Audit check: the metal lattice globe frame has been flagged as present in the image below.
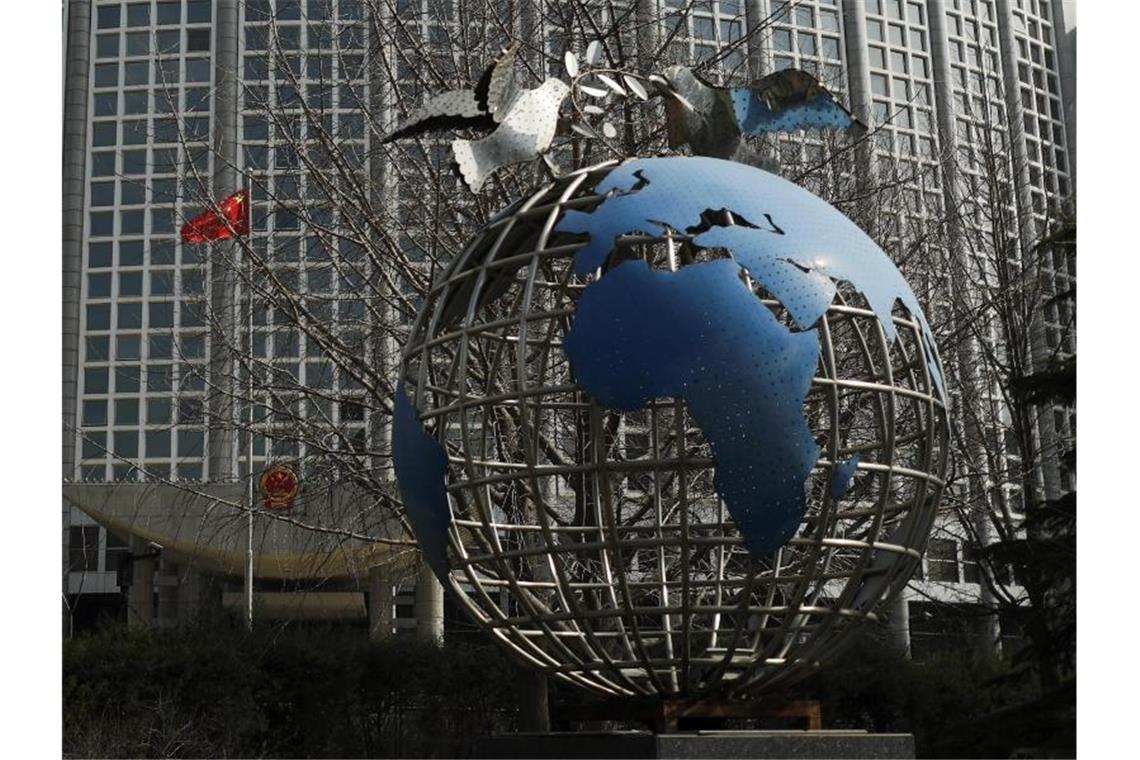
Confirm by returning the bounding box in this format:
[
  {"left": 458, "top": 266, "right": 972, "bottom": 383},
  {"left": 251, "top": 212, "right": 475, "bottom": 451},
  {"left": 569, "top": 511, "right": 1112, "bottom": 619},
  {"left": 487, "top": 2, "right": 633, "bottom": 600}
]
[{"left": 399, "top": 161, "right": 949, "bottom": 698}]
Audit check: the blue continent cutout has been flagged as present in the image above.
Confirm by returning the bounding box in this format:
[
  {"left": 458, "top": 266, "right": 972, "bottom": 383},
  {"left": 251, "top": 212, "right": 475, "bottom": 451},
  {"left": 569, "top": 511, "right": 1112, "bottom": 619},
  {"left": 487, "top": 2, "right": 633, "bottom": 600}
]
[
  {"left": 731, "top": 88, "right": 856, "bottom": 133},
  {"left": 392, "top": 381, "right": 452, "bottom": 580},
  {"left": 555, "top": 156, "right": 945, "bottom": 402},
  {"left": 563, "top": 259, "right": 821, "bottom": 558}
]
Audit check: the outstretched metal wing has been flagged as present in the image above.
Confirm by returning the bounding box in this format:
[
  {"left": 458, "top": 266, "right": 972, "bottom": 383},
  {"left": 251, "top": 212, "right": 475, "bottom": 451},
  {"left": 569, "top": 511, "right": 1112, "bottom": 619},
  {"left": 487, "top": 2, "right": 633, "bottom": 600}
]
[
  {"left": 380, "top": 44, "right": 520, "bottom": 143},
  {"left": 380, "top": 90, "right": 493, "bottom": 144},
  {"left": 474, "top": 42, "right": 522, "bottom": 120}
]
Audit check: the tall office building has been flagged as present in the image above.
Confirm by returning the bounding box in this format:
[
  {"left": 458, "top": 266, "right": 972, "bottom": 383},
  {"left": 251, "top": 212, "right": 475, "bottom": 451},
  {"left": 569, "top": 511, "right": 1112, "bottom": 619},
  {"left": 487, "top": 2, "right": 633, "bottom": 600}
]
[{"left": 63, "top": 0, "right": 1075, "bottom": 651}]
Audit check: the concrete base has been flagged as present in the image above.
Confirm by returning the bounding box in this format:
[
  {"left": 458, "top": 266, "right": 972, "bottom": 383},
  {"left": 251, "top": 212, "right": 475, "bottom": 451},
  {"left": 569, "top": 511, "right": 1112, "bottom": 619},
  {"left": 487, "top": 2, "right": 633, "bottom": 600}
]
[{"left": 475, "top": 731, "right": 915, "bottom": 759}]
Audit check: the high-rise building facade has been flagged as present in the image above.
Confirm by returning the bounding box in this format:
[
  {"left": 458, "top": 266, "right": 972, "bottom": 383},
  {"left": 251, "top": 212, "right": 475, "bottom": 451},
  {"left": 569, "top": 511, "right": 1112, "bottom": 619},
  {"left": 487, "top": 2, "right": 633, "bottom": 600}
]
[{"left": 63, "top": 0, "right": 1075, "bottom": 650}]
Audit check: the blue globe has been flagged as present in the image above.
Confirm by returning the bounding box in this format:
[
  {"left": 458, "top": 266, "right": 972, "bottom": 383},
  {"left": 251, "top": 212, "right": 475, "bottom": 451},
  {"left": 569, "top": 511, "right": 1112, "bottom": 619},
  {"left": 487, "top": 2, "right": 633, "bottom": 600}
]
[{"left": 394, "top": 157, "right": 949, "bottom": 698}]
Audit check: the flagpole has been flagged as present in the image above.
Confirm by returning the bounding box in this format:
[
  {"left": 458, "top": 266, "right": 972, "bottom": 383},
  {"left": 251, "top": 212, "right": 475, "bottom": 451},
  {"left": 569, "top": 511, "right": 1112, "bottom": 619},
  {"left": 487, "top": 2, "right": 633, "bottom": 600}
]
[{"left": 244, "top": 173, "right": 255, "bottom": 632}]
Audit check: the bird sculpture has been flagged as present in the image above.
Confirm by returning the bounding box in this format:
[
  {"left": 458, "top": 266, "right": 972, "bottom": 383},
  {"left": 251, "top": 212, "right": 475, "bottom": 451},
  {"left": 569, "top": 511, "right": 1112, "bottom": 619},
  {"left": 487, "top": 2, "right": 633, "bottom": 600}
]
[
  {"left": 382, "top": 44, "right": 570, "bottom": 191},
  {"left": 661, "top": 66, "right": 866, "bottom": 166}
]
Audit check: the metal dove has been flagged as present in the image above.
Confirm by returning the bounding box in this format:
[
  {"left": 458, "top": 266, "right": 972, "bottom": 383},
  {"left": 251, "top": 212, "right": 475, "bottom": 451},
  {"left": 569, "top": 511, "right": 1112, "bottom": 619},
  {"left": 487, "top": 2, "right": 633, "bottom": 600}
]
[
  {"left": 662, "top": 66, "right": 866, "bottom": 165},
  {"left": 382, "top": 44, "right": 569, "bottom": 191}
]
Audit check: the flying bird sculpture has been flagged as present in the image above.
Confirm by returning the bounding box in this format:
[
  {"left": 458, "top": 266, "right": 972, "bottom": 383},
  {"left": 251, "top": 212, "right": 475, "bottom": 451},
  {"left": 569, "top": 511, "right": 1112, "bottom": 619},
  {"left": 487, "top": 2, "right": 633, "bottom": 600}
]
[
  {"left": 661, "top": 66, "right": 866, "bottom": 165},
  {"left": 382, "top": 44, "right": 569, "bottom": 191}
]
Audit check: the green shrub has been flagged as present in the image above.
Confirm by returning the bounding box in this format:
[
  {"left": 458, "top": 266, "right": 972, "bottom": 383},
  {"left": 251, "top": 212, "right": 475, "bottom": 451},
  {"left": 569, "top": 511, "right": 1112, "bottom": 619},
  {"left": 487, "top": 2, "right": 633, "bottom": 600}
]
[{"left": 63, "top": 619, "right": 520, "bottom": 758}]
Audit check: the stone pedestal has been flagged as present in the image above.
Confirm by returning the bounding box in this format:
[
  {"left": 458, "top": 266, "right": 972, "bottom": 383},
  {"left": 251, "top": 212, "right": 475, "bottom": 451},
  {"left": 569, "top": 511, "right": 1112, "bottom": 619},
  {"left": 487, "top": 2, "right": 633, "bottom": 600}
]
[{"left": 475, "top": 731, "right": 915, "bottom": 759}]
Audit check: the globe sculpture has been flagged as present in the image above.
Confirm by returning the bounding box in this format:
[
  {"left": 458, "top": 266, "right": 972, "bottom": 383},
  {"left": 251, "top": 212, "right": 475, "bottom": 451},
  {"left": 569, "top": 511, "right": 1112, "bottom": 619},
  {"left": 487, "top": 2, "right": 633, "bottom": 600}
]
[{"left": 393, "top": 156, "right": 949, "bottom": 698}]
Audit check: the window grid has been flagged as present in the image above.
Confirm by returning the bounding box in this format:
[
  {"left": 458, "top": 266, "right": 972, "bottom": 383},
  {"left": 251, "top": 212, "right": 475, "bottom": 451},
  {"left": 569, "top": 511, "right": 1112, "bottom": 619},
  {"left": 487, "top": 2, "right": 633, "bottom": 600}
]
[
  {"left": 82, "top": 0, "right": 215, "bottom": 482},
  {"left": 240, "top": 0, "right": 372, "bottom": 472}
]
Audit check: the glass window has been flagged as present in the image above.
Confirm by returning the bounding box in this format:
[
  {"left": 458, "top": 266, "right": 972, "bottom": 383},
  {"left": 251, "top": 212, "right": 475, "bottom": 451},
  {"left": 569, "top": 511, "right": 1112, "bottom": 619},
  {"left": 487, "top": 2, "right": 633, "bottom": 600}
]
[
  {"left": 157, "top": 29, "right": 181, "bottom": 53},
  {"left": 126, "top": 3, "right": 150, "bottom": 26},
  {"left": 146, "top": 430, "right": 172, "bottom": 458},
  {"left": 96, "top": 33, "right": 120, "bottom": 58},
  {"left": 178, "top": 397, "right": 204, "bottom": 423},
  {"left": 150, "top": 178, "right": 177, "bottom": 203},
  {"left": 962, "top": 543, "right": 981, "bottom": 583},
  {"left": 86, "top": 336, "right": 111, "bottom": 361},
  {"left": 177, "top": 462, "right": 203, "bottom": 480},
  {"left": 156, "top": 1, "right": 181, "bottom": 25},
  {"left": 869, "top": 45, "right": 887, "bottom": 69},
  {"left": 151, "top": 208, "right": 174, "bottom": 234},
  {"left": 122, "top": 149, "right": 148, "bottom": 175},
  {"left": 117, "top": 366, "right": 141, "bottom": 393},
  {"left": 121, "top": 182, "right": 146, "bottom": 205},
  {"left": 85, "top": 303, "right": 111, "bottom": 330},
  {"left": 94, "top": 93, "right": 117, "bottom": 117},
  {"left": 149, "top": 333, "right": 173, "bottom": 359},
  {"left": 94, "top": 63, "right": 118, "bottom": 88},
  {"left": 180, "top": 334, "right": 205, "bottom": 358},
  {"left": 124, "top": 61, "right": 149, "bottom": 85},
  {"left": 92, "top": 123, "right": 117, "bottom": 148},
  {"left": 89, "top": 241, "right": 114, "bottom": 268},
  {"left": 124, "top": 90, "right": 149, "bottom": 114},
  {"left": 798, "top": 32, "right": 816, "bottom": 55},
  {"left": 340, "top": 399, "right": 365, "bottom": 421},
  {"left": 150, "top": 302, "right": 175, "bottom": 328},
  {"left": 87, "top": 272, "right": 112, "bottom": 298},
  {"left": 106, "top": 531, "right": 130, "bottom": 569},
  {"left": 121, "top": 210, "right": 145, "bottom": 235},
  {"left": 146, "top": 364, "right": 171, "bottom": 392},
  {"left": 115, "top": 304, "right": 142, "bottom": 331},
  {"left": 90, "top": 182, "right": 115, "bottom": 207},
  {"left": 69, "top": 526, "right": 100, "bottom": 572},
  {"left": 92, "top": 152, "right": 116, "bottom": 177},
  {"left": 339, "top": 26, "right": 362, "bottom": 49},
  {"left": 119, "top": 271, "right": 144, "bottom": 296},
  {"left": 187, "top": 0, "right": 211, "bottom": 22},
  {"left": 85, "top": 367, "right": 110, "bottom": 394},
  {"left": 83, "top": 399, "right": 107, "bottom": 426},
  {"left": 122, "top": 119, "right": 148, "bottom": 144},
  {"left": 117, "top": 333, "right": 141, "bottom": 360},
  {"left": 114, "top": 431, "right": 139, "bottom": 459},
  {"left": 121, "top": 240, "right": 145, "bottom": 266},
  {"left": 82, "top": 432, "right": 107, "bottom": 459},
  {"left": 821, "top": 36, "right": 841, "bottom": 60},
  {"left": 182, "top": 269, "right": 204, "bottom": 294},
  {"left": 187, "top": 28, "right": 211, "bottom": 51},
  {"left": 97, "top": 5, "right": 121, "bottom": 29},
  {"left": 147, "top": 398, "right": 171, "bottom": 424},
  {"left": 150, "top": 270, "right": 175, "bottom": 295},
  {"left": 150, "top": 238, "right": 176, "bottom": 265},
  {"left": 126, "top": 31, "right": 150, "bottom": 55},
  {"left": 115, "top": 398, "right": 139, "bottom": 425},
  {"left": 926, "top": 538, "right": 959, "bottom": 582},
  {"left": 186, "top": 87, "right": 211, "bottom": 111},
  {"left": 178, "top": 430, "right": 204, "bottom": 456},
  {"left": 89, "top": 211, "right": 114, "bottom": 237}
]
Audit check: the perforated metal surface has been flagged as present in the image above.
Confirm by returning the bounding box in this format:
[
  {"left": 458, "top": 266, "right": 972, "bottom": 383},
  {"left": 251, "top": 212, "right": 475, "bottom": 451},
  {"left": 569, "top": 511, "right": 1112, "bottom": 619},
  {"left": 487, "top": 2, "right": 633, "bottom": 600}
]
[{"left": 396, "top": 159, "right": 949, "bottom": 698}]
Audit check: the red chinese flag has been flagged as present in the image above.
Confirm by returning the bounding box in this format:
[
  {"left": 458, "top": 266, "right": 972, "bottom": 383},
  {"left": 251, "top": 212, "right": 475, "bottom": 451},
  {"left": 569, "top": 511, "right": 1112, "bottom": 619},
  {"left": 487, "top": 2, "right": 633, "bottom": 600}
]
[{"left": 180, "top": 190, "right": 250, "bottom": 243}]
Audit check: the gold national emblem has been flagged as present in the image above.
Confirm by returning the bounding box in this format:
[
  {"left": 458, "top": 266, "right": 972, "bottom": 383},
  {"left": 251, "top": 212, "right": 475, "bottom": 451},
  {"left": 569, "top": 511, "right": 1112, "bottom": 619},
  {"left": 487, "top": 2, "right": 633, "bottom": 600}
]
[{"left": 259, "top": 464, "right": 299, "bottom": 511}]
